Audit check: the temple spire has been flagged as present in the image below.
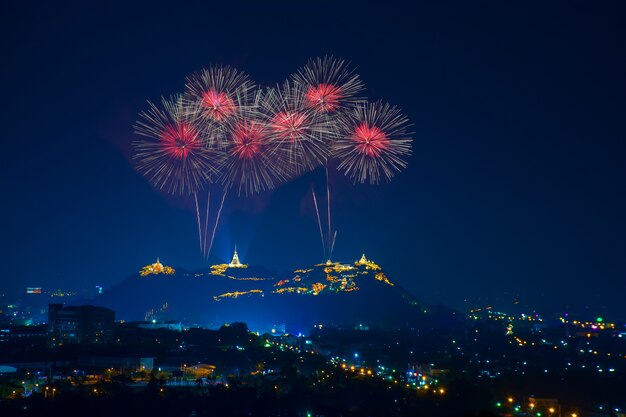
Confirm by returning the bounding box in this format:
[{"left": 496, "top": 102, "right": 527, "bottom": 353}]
[{"left": 228, "top": 246, "right": 242, "bottom": 268}]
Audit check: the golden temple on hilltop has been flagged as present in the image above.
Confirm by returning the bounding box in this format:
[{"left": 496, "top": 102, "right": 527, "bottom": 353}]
[
  {"left": 355, "top": 254, "right": 382, "bottom": 270},
  {"left": 140, "top": 258, "right": 175, "bottom": 276}
]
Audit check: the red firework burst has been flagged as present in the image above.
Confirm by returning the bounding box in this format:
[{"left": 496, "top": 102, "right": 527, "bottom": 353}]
[
  {"left": 334, "top": 101, "right": 412, "bottom": 184},
  {"left": 133, "top": 96, "right": 218, "bottom": 195},
  {"left": 230, "top": 120, "right": 266, "bottom": 160},
  {"left": 270, "top": 111, "right": 309, "bottom": 141},
  {"left": 184, "top": 66, "right": 255, "bottom": 147},
  {"left": 261, "top": 82, "right": 332, "bottom": 174},
  {"left": 351, "top": 122, "right": 390, "bottom": 158},
  {"left": 215, "top": 89, "right": 289, "bottom": 196},
  {"left": 291, "top": 56, "right": 364, "bottom": 115},
  {"left": 304, "top": 83, "right": 343, "bottom": 113},
  {"left": 201, "top": 88, "right": 238, "bottom": 122},
  {"left": 160, "top": 123, "right": 202, "bottom": 160}
]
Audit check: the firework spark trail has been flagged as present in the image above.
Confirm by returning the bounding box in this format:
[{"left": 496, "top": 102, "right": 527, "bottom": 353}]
[
  {"left": 207, "top": 190, "right": 228, "bottom": 257},
  {"left": 326, "top": 165, "right": 332, "bottom": 259},
  {"left": 194, "top": 193, "right": 203, "bottom": 252},
  {"left": 311, "top": 188, "right": 326, "bottom": 260},
  {"left": 291, "top": 56, "right": 365, "bottom": 260},
  {"left": 202, "top": 192, "right": 210, "bottom": 259},
  {"left": 330, "top": 230, "right": 338, "bottom": 260}
]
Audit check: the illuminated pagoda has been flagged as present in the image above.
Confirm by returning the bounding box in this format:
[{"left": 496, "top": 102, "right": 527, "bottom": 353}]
[
  {"left": 355, "top": 254, "right": 381, "bottom": 271},
  {"left": 228, "top": 247, "right": 246, "bottom": 268},
  {"left": 152, "top": 258, "right": 164, "bottom": 273},
  {"left": 140, "top": 258, "right": 175, "bottom": 276}
]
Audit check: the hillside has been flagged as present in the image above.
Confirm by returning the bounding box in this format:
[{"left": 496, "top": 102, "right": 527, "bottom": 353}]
[{"left": 97, "top": 253, "right": 432, "bottom": 332}]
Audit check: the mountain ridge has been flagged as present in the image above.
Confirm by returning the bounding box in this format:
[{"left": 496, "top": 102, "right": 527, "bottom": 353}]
[{"left": 95, "top": 254, "right": 434, "bottom": 333}]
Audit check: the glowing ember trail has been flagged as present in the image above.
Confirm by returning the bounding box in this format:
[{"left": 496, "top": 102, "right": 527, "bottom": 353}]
[
  {"left": 351, "top": 123, "right": 390, "bottom": 158},
  {"left": 159, "top": 123, "right": 201, "bottom": 160},
  {"left": 305, "top": 83, "right": 343, "bottom": 113}
]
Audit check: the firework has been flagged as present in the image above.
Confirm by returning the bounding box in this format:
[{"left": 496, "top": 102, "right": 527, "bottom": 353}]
[
  {"left": 184, "top": 65, "right": 255, "bottom": 147},
  {"left": 311, "top": 189, "right": 326, "bottom": 259},
  {"left": 334, "top": 101, "right": 412, "bottom": 184},
  {"left": 132, "top": 58, "right": 414, "bottom": 262},
  {"left": 133, "top": 96, "right": 219, "bottom": 195},
  {"left": 261, "top": 81, "right": 334, "bottom": 176},
  {"left": 215, "top": 90, "right": 289, "bottom": 196},
  {"left": 291, "top": 57, "right": 365, "bottom": 260},
  {"left": 291, "top": 56, "right": 364, "bottom": 115}
]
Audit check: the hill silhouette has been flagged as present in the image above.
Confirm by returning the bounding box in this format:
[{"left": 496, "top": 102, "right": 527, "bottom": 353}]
[{"left": 97, "top": 254, "right": 434, "bottom": 332}]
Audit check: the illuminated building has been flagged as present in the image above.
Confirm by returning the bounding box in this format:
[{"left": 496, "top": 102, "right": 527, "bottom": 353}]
[
  {"left": 270, "top": 253, "right": 393, "bottom": 296},
  {"left": 151, "top": 258, "right": 164, "bottom": 272},
  {"left": 354, "top": 254, "right": 381, "bottom": 270},
  {"left": 0, "top": 325, "right": 47, "bottom": 344},
  {"left": 527, "top": 397, "right": 560, "bottom": 416},
  {"left": 209, "top": 248, "right": 249, "bottom": 275},
  {"left": 78, "top": 356, "right": 154, "bottom": 372},
  {"left": 228, "top": 247, "right": 246, "bottom": 268},
  {"left": 26, "top": 287, "right": 42, "bottom": 294},
  {"left": 356, "top": 254, "right": 369, "bottom": 265},
  {"left": 140, "top": 258, "right": 175, "bottom": 276},
  {"left": 214, "top": 289, "right": 263, "bottom": 301},
  {"left": 185, "top": 363, "right": 216, "bottom": 378},
  {"left": 47, "top": 304, "right": 115, "bottom": 347}
]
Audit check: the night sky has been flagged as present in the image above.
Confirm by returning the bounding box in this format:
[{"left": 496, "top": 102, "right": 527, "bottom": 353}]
[{"left": 2, "top": 2, "right": 625, "bottom": 319}]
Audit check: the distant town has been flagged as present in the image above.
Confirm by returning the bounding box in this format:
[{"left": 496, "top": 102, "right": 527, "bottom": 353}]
[{"left": 1, "top": 257, "right": 624, "bottom": 416}]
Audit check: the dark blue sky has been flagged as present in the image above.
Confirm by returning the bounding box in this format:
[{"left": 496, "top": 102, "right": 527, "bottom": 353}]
[{"left": 2, "top": 2, "right": 625, "bottom": 319}]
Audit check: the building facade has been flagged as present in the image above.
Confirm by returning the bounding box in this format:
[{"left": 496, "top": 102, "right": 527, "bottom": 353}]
[{"left": 47, "top": 304, "right": 115, "bottom": 347}]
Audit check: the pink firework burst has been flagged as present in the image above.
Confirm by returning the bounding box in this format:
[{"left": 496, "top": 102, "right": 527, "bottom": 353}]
[
  {"left": 351, "top": 122, "right": 390, "bottom": 158},
  {"left": 270, "top": 111, "right": 309, "bottom": 141},
  {"left": 160, "top": 122, "right": 202, "bottom": 160},
  {"left": 133, "top": 96, "right": 219, "bottom": 195},
  {"left": 184, "top": 65, "right": 255, "bottom": 147},
  {"left": 291, "top": 56, "right": 364, "bottom": 115},
  {"left": 231, "top": 120, "right": 266, "bottom": 160},
  {"left": 334, "top": 101, "right": 412, "bottom": 184},
  {"left": 201, "top": 88, "right": 238, "bottom": 122},
  {"left": 217, "top": 90, "right": 288, "bottom": 196},
  {"left": 261, "top": 82, "right": 332, "bottom": 175},
  {"left": 304, "top": 83, "right": 343, "bottom": 113}
]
